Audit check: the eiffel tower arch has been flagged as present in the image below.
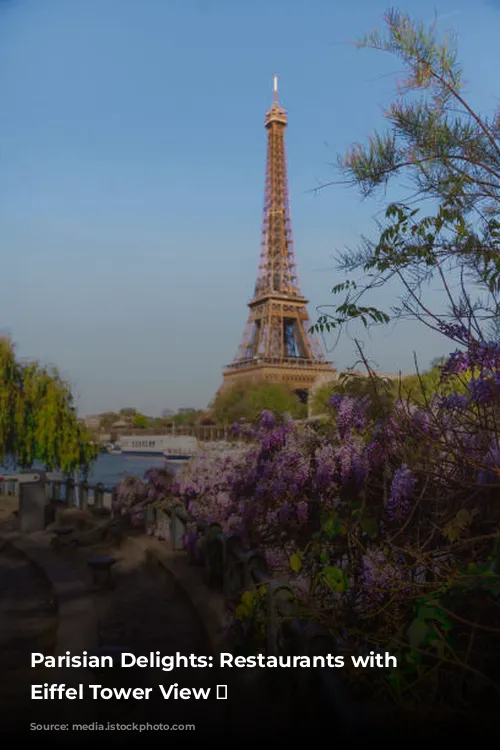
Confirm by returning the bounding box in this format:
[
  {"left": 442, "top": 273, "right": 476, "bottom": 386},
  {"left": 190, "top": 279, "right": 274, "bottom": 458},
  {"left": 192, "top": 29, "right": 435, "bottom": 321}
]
[{"left": 221, "top": 76, "right": 335, "bottom": 403}]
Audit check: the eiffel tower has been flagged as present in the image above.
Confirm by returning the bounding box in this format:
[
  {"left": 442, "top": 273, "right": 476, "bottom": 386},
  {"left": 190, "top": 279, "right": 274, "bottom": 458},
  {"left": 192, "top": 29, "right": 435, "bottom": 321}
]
[{"left": 222, "top": 75, "right": 335, "bottom": 402}]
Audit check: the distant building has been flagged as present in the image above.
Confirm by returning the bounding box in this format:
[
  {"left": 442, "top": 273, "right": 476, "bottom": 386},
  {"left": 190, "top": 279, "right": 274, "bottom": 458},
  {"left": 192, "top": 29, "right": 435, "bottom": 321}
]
[
  {"left": 161, "top": 408, "right": 175, "bottom": 417},
  {"left": 83, "top": 415, "right": 102, "bottom": 429},
  {"left": 177, "top": 408, "right": 197, "bottom": 415},
  {"left": 111, "top": 419, "right": 130, "bottom": 429}
]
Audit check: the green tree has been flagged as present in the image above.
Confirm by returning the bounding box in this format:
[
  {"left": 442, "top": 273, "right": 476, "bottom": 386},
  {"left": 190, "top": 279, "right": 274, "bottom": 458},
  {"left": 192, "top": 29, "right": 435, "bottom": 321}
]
[
  {"left": 171, "top": 411, "right": 203, "bottom": 426},
  {"left": 0, "top": 338, "right": 98, "bottom": 474},
  {"left": 399, "top": 360, "right": 472, "bottom": 405},
  {"left": 211, "top": 379, "right": 307, "bottom": 423},
  {"left": 132, "top": 413, "right": 149, "bottom": 429},
  {"left": 311, "top": 372, "right": 397, "bottom": 418},
  {"left": 98, "top": 412, "right": 119, "bottom": 431},
  {"left": 310, "top": 361, "right": 470, "bottom": 412},
  {"left": 119, "top": 407, "right": 137, "bottom": 417},
  {"left": 314, "top": 9, "right": 500, "bottom": 348}
]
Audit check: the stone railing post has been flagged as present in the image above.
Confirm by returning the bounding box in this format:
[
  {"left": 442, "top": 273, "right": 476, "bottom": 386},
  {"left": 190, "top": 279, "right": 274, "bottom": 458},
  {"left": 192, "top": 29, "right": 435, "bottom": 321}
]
[
  {"left": 18, "top": 471, "right": 49, "bottom": 533},
  {"left": 170, "top": 505, "right": 187, "bottom": 550},
  {"left": 65, "top": 477, "right": 75, "bottom": 507},
  {"left": 94, "top": 483, "right": 104, "bottom": 510},
  {"left": 204, "top": 523, "right": 225, "bottom": 589},
  {"left": 53, "top": 480, "right": 61, "bottom": 503},
  {"left": 80, "top": 481, "right": 89, "bottom": 511},
  {"left": 110, "top": 487, "right": 118, "bottom": 517},
  {"left": 145, "top": 505, "right": 156, "bottom": 532}
]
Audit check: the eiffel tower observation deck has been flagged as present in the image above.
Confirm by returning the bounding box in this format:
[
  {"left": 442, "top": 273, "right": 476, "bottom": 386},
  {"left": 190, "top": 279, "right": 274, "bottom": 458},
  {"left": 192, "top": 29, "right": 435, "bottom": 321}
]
[{"left": 222, "top": 75, "right": 335, "bottom": 401}]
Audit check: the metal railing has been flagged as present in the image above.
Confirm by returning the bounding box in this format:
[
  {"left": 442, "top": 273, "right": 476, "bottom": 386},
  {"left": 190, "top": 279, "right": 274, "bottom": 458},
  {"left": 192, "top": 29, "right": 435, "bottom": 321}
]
[
  {"left": 0, "top": 472, "right": 114, "bottom": 512},
  {"left": 144, "top": 503, "right": 188, "bottom": 551},
  {"left": 225, "top": 356, "right": 333, "bottom": 370},
  {"left": 116, "top": 425, "right": 229, "bottom": 439}
]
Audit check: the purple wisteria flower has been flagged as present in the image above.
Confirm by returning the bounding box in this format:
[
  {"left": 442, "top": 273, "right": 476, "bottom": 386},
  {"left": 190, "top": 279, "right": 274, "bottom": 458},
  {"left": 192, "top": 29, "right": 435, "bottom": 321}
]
[
  {"left": 334, "top": 396, "right": 369, "bottom": 438},
  {"left": 365, "top": 437, "right": 386, "bottom": 468},
  {"left": 259, "top": 409, "right": 276, "bottom": 429},
  {"left": 265, "top": 548, "right": 288, "bottom": 570},
  {"left": 315, "top": 444, "right": 337, "bottom": 489},
  {"left": 328, "top": 394, "right": 369, "bottom": 431},
  {"left": 437, "top": 321, "right": 471, "bottom": 343},
  {"left": 439, "top": 393, "right": 470, "bottom": 410},
  {"left": 467, "top": 372, "right": 500, "bottom": 405},
  {"left": 260, "top": 426, "right": 289, "bottom": 453},
  {"left": 337, "top": 440, "right": 365, "bottom": 485},
  {"left": 328, "top": 394, "right": 343, "bottom": 409},
  {"left": 478, "top": 443, "right": 500, "bottom": 485},
  {"left": 360, "top": 548, "right": 408, "bottom": 607},
  {"left": 441, "top": 340, "right": 500, "bottom": 381},
  {"left": 114, "top": 476, "right": 147, "bottom": 511},
  {"left": 296, "top": 500, "right": 309, "bottom": 523},
  {"left": 279, "top": 501, "right": 292, "bottom": 522},
  {"left": 266, "top": 510, "right": 278, "bottom": 524},
  {"left": 388, "top": 465, "right": 416, "bottom": 520},
  {"left": 261, "top": 445, "right": 311, "bottom": 500},
  {"left": 216, "top": 492, "right": 231, "bottom": 508}
]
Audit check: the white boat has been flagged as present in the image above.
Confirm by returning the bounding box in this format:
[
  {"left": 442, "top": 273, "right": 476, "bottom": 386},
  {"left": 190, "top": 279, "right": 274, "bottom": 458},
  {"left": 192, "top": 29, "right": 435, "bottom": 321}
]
[{"left": 118, "top": 434, "right": 198, "bottom": 461}]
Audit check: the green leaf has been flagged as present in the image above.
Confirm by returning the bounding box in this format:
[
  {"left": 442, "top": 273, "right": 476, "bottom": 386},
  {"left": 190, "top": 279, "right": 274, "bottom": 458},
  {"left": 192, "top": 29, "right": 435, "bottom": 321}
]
[
  {"left": 388, "top": 669, "right": 402, "bottom": 692},
  {"left": 322, "top": 565, "right": 347, "bottom": 592},
  {"left": 241, "top": 590, "right": 256, "bottom": 608},
  {"left": 360, "top": 515, "right": 379, "bottom": 539},
  {"left": 235, "top": 603, "right": 251, "bottom": 620},
  {"left": 417, "top": 605, "right": 438, "bottom": 620},
  {"left": 321, "top": 514, "right": 345, "bottom": 539},
  {"left": 290, "top": 553, "right": 302, "bottom": 574},
  {"left": 443, "top": 509, "right": 472, "bottom": 541},
  {"left": 407, "top": 619, "right": 430, "bottom": 649}
]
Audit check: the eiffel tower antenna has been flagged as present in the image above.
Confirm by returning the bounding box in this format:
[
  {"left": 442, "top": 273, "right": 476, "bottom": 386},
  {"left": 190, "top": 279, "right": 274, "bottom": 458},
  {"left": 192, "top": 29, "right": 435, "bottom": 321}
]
[{"left": 221, "top": 77, "right": 335, "bottom": 402}]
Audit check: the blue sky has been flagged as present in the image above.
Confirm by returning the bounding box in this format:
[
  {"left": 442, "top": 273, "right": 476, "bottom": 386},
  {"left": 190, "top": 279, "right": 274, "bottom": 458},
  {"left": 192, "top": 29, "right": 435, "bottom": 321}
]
[{"left": 1, "top": 0, "right": 499, "bottom": 416}]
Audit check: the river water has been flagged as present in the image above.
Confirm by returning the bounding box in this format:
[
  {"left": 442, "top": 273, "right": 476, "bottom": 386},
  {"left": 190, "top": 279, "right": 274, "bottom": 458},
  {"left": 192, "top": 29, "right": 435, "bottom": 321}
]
[
  {"left": 87, "top": 453, "right": 180, "bottom": 487},
  {"left": 1, "top": 453, "right": 181, "bottom": 490}
]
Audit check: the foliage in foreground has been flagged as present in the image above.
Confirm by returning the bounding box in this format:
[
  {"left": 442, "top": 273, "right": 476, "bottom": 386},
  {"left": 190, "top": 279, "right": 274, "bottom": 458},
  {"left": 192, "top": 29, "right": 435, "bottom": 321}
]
[
  {"left": 0, "top": 338, "right": 98, "bottom": 474},
  {"left": 313, "top": 7, "right": 500, "bottom": 354},
  {"left": 116, "top": 338, "right": 500, "bottom": 720}
]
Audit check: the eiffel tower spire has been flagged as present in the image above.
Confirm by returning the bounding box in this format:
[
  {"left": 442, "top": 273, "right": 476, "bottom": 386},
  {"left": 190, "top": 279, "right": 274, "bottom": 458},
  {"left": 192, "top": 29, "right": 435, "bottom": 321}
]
[{"left": 222, "top": 76, "right": 334, "bottom": 400}]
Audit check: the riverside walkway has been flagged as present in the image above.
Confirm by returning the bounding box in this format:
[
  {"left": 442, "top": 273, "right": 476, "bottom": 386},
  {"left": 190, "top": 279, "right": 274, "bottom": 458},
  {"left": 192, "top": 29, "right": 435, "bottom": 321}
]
[
  {"left": 0, "top": 497, "right": 286, "bottom": 737},
  {"left": 0, "top": 529, "right": 58, "bottom": 726}
]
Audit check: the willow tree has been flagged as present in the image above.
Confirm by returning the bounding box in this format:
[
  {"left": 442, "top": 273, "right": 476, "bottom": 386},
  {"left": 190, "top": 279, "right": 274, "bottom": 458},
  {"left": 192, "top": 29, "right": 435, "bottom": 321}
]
[
  {"left": 314, "top": 9, "right": 500, "bottom": 349},
  {"left": 0, "top": 338, "right": 98, "bottom": 474}
]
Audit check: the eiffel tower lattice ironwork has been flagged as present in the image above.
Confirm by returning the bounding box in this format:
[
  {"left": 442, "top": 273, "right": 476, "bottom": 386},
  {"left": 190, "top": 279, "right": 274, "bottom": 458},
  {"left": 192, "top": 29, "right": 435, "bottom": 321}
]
[{"left": 222, "top": 75, "right": 335, "bottom": 400}]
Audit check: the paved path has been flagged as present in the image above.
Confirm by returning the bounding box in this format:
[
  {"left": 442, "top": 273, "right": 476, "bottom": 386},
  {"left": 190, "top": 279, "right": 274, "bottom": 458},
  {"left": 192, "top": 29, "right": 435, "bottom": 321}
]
[
  {"left": 65, "top": 532, "right": 226, "bottom": 731},
  {"left": 0, "top": 497, "right": 300, "bottom": 739},
  {"left": 0, "top": 538, "right": 58, "bottom": 728},
  {"left": 0, "top": 501, "right": 280, "bottom": 737}
]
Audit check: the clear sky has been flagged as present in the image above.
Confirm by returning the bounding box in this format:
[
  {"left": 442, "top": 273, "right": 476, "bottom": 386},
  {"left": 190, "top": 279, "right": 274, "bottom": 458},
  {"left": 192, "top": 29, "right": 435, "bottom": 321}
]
[{"left": 1, "top": 0, "right": 499, "bottom": 416}]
